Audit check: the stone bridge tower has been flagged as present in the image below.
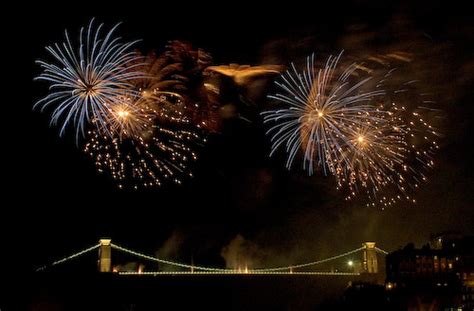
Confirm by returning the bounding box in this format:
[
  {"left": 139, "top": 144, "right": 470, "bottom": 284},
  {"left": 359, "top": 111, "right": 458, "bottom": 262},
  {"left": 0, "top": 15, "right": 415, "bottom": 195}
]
[
  {"left": 362, "top": 242, "right": 378, "bottom": 273},
  {"left": 98, "top": 238, "right": 112, "bottom": 272}
]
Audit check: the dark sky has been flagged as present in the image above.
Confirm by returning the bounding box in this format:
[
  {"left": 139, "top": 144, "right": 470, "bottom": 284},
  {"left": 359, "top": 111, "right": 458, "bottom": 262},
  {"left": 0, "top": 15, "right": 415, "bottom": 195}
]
[{"left": 3, "top": 0, "right": 473, "bottom": 274}]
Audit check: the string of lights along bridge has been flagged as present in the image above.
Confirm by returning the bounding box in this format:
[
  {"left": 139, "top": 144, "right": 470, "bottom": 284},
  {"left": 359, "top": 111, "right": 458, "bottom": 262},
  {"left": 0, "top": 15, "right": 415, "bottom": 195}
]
[{"left": 37, "top": 239, "right": 389, "bottom": 276}]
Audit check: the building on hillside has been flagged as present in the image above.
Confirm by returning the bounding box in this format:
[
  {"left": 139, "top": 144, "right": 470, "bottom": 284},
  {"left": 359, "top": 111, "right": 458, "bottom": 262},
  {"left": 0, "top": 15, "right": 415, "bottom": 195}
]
[{"left": 386, "top": 234, "right": 474, "bottom": 310}]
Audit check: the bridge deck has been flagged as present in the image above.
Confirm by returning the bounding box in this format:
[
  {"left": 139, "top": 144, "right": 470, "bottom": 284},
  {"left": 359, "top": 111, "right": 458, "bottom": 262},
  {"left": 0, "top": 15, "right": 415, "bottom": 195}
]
[{"left": 118, "top": 271, "right": 361, "bottom": 276}]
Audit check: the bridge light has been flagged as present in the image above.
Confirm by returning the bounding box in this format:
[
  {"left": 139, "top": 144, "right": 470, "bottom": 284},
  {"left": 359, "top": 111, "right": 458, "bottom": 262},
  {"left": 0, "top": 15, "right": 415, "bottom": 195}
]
[{"left": 347, "top": 260, "right": 354, "bottom": 267}]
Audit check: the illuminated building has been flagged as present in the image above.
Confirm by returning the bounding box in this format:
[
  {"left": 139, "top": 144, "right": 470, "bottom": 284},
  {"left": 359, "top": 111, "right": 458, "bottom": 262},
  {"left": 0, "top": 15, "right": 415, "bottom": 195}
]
[{"left": 385, "top": 235, "right": 474, "bottom": 310}]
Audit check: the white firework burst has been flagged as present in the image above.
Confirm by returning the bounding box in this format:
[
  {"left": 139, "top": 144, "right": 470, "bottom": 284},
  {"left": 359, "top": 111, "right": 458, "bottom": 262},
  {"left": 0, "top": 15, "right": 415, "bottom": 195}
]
[
  {"left": 262, "top": 52, "right": 386, "bottom": 176},
  {"left": 34, "top": 19, "right": 145, "bottom": 141}
]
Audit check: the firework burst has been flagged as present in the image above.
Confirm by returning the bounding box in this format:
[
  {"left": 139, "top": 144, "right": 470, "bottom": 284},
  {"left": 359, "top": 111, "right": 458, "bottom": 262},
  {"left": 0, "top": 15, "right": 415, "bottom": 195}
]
[
  {"left": 332, "top": 104, "right": 410, "bottom": 203},
  {"left": 34, "top": 19, "right": 145, "bottom": 141},
  {"left": 97, "top": 93, "right": 155, "bottom": 138},
  {"left": 263, "top": 52, "right": 440, "bottom": 207},
  {"left": 84, "top": 53, "right": 203, "bottom": 189},
  {"left": 262, "top": 52, "right": 386, "bottom": 175},
  {"left": 340, "top": 91, "right": 440, "bottom": 208}
]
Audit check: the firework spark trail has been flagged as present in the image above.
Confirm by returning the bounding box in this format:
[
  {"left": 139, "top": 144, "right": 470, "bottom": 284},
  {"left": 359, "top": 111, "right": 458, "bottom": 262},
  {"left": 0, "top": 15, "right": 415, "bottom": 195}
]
[
  {"left": 84, "top": 123, "right": 201, "bottom": 189},
  {"left": 351, "top": 93, "right": 440, "bottom": 207},
  {"left": 34, "top": 19, "right": 145, "bottom": 142}
]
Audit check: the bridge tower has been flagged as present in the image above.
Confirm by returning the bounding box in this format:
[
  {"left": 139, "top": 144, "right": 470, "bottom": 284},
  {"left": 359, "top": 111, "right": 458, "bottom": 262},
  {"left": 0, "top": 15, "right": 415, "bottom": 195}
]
[
  {"left": 98, "top": 238, "right": 112, "bottom": 272},
  {"left": 362, "top": 242, "right": 378, "bottom": 273}
]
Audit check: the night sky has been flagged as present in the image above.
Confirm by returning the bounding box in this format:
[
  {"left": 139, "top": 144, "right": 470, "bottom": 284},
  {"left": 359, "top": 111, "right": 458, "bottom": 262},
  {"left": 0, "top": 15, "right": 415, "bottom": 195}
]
[{"left": 3, "top": 0, "right": 473, "bottom": 278}]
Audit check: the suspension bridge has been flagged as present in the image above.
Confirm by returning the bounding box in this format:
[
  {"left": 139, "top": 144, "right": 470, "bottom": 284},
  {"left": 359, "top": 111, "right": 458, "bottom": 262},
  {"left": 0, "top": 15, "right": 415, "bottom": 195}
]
[{"left": 36, "top": 239, "right": 389, "bottom": 276}]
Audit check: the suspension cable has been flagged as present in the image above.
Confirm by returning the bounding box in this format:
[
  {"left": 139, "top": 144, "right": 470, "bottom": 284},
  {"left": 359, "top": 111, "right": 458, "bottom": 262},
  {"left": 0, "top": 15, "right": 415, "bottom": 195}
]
[
  {"left": 36, "top": 243, "right": 100, "bottom": 272},
  {"left": 110, "top": 243, "right": 230, "bottom": 272},
  {"left": 252, "top": 247, "right": 365, "bottom": 272},
  {"left": 112, "top": 243, "right": 365, "bottom": 273},
  {"left": 374, "top": 247, "right": 389, "bottom": 255}
]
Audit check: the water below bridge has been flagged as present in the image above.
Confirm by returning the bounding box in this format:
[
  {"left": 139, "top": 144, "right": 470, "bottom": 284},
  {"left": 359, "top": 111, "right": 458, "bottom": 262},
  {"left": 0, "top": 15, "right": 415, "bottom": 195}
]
[{"left": 28, "top": 272, "right": 383, "bottom": 311}]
